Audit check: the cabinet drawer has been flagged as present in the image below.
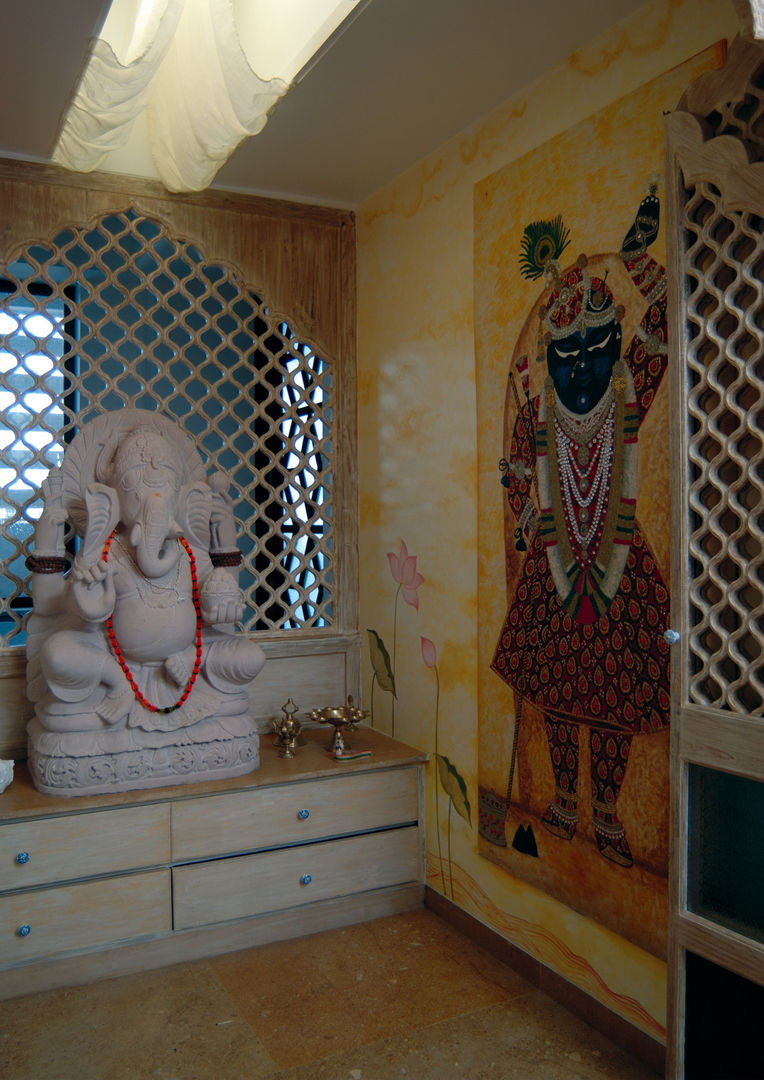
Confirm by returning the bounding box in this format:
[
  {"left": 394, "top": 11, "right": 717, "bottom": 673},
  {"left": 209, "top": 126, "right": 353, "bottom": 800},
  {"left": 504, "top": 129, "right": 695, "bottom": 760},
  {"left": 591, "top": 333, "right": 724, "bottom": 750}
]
[
  {"left": 0, "top": 869, "right": 171, "bottom": 965},
  {"left": 172, "top": 767, "right": 419, "bottom": 861},
  {"left": 173, "top": 825, "right": 420, "bottom": 930},
  {"left": 1, "top": 804, "right": 171, "bottom": 890}
]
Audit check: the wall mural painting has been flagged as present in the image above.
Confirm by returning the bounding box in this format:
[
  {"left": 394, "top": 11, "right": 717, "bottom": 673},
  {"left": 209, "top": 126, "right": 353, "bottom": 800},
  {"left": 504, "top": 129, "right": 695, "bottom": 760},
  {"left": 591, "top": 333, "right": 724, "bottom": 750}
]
[
  {"left": 368, "top": 542, "right": 471, "bottom": 900},
  {"left": 480, "top": 189, "right": 672, "bottom": 955},
  {"left": 493, "top": 193, "right": 671, "bottom": 866},
  {"left": 471, "top": 52, "right": 731, "bottom": 957}
]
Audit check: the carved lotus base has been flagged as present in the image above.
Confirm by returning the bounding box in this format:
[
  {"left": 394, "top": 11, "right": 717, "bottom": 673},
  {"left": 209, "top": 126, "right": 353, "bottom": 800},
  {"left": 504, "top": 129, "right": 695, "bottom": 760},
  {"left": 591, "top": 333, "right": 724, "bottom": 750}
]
[{"left": 26, "top": 714, "right": 260, "bottom": 797}]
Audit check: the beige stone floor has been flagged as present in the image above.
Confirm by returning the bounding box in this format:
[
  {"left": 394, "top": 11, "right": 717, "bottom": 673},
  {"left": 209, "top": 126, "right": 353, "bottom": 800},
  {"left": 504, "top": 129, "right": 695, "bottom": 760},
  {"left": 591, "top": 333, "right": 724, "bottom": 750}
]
[{"left": 1, "top": 909, "right": 660, "bottom": 1080}]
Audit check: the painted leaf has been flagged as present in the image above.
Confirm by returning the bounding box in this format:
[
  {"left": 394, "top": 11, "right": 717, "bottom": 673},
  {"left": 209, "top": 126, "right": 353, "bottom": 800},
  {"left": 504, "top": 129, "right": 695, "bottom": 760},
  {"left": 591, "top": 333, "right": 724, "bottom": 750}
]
[
  {"left": 367, "top": 628, "right": 396, "bottom": 696},
  {"left": 436, "top": 754, "right": 472, "bottom": 826}
]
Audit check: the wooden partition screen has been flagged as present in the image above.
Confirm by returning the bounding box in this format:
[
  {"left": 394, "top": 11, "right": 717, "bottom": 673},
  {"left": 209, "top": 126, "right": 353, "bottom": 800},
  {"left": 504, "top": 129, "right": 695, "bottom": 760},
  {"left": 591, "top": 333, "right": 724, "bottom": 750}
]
[{"left": 665, "top": 35, "right": 764, "bottom": 1080}]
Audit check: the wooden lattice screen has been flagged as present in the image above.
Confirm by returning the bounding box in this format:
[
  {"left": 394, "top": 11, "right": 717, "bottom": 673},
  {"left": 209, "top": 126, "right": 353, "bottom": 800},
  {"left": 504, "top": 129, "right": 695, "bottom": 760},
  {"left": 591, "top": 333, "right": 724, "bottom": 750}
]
[
  {"left": 670, "top": 46, "right": 764, "bottom": 716},
  {"left": 665, "top": 35, "right": 764, "bottom": 1080},
  {"left": 0, "top": 204, "right": 334, "bottom": 644}
]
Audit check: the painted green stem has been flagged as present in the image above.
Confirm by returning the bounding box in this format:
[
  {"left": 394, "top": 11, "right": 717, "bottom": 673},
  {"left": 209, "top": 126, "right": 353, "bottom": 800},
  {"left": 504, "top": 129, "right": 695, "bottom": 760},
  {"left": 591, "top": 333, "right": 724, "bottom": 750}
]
[
  {"left": 447, "top": 798, "right": 454, "bottom": 899},
  {"left": 433, "top": 664, "right": 445, "bottom": 893},
  {"left": 391, "top": 583, "right": 400, "bottom": 738}
]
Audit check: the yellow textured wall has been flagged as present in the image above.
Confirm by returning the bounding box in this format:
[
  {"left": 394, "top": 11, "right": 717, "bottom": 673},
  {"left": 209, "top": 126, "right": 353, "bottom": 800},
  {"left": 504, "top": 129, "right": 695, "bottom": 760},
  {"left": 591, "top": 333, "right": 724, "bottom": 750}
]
[{"left": 356, "top": 0, "right": 740, "bottom": 1041}]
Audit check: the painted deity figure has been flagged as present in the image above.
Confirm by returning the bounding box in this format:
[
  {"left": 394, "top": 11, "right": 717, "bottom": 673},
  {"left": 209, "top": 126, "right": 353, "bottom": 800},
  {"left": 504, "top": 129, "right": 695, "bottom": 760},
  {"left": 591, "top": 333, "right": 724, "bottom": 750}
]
[
  {"left": 490, "top": 192, "right": 671, "bottom": 867},
  {"left": 25, "top": 409, "right": 266, "bottom": 795}
]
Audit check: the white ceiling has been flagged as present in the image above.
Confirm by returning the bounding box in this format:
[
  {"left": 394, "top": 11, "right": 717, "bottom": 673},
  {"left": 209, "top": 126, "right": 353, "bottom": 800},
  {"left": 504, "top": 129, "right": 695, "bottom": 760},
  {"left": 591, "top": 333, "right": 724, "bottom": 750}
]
[{"left": 0, "top": 0, "right": 646, "bottom": 208}]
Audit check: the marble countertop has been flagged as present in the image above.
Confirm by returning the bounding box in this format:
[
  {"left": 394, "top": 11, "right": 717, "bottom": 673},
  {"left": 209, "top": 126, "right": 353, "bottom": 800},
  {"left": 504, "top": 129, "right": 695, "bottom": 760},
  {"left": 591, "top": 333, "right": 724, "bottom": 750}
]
[{"left": 0, "top": 725, "right": 429, "bottom": 822}]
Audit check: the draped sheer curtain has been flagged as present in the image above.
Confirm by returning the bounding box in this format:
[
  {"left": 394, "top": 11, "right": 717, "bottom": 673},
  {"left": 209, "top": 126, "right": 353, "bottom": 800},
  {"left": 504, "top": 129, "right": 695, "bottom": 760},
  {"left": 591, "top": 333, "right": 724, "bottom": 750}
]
[{"left": 53, "top": 0, "right": 359, "bottom": 192}]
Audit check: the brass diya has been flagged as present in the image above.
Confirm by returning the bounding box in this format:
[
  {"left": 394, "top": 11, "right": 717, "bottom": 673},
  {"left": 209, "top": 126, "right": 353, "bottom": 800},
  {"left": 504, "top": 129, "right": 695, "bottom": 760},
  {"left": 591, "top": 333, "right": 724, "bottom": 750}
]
[
  {"left": 306, "top": 696, "right": 368, "bottom": 754},
  {"left": 272, "top": 698, "right": 303, "bottom": 758}
]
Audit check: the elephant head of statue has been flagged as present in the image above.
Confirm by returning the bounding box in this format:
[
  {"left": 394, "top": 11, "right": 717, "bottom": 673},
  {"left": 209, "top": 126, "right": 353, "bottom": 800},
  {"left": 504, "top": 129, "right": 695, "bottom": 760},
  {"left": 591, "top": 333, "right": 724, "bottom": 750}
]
[
  {"left": 58, "top": 409, "right": 213, "bottom": 576},
  {"left": 109, "top": 426, "right": 188, "bottom": 578}
]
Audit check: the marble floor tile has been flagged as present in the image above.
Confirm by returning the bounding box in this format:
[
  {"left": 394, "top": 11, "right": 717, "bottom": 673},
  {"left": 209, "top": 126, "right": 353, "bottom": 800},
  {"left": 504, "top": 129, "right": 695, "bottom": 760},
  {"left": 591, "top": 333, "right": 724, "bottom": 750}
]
[
  {"left": 209, "top": 909, "right": 532, "bottom": 1070},
  {"left": 0, "top": 961, "right": 278, "bottom": 1080},
  {"left": 275, "top": 994, "right": 659, "bottom": 1080},
  {"left": 1, "top": 910, "right": 659, "bottom": 1080}
]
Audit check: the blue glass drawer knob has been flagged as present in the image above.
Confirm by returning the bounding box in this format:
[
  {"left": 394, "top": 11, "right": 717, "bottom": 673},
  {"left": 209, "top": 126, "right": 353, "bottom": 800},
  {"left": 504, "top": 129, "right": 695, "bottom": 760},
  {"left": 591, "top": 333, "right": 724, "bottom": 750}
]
[
  {"left": 663, "top": 628, "right": 680, "bottom": 644},
  {"left": 298, "top": 808, "right": 310, "bottom": 820},
  {"left": 17, "top": 924, "right": 31, "bottom": 937},
  {"left": 300, "top": 874, "right": 312, "bottom": 886},
  {"left": 16, "top": 852, "right": 30, "bottom": 865}
]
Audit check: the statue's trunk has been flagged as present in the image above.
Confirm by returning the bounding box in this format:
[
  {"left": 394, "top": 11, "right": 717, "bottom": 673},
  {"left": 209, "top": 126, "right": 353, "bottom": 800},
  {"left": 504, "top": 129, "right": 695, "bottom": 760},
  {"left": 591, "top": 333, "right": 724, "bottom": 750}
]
[{"left": 134, "top": 497, "right": 182, "bottom": 578}]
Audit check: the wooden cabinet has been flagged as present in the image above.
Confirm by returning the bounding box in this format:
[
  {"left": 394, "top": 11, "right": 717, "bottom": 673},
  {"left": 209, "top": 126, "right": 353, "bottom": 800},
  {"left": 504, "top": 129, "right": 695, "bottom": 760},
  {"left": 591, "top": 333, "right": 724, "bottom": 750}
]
[
  {"left": 2, "top": 804, "right": 171, "bottom": 889},
  {"left": 0, "top": 727, "right": 426, "bottom": 999},
  {"left": 171, "top": 767, "right": 419, "bottom": 861},
  {"left": 1, "top": 872, "right": 172, "bottom": 966},
  {"left": 665, "top": 34, "right": 764, "bottom": 1080},
  {"left": 174, "top": 828, "right": 421, "bottom": 930}
]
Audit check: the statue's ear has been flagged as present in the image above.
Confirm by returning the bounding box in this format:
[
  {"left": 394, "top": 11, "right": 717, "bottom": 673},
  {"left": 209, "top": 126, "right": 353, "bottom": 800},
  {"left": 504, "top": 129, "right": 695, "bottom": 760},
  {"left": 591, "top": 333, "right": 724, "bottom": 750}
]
[
  {"left": 80, "top": 484, "right": 120, "bottom": 563},
  {"left": 180, "top": 482, "right": 213, "bottom": 549}
]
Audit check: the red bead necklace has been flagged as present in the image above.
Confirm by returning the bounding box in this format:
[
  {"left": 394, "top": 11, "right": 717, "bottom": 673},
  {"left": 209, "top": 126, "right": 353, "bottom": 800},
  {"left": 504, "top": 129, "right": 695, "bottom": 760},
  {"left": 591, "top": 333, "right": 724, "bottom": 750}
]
[{"left": 101, "top": 529, "right": 202, "bottom": 715}]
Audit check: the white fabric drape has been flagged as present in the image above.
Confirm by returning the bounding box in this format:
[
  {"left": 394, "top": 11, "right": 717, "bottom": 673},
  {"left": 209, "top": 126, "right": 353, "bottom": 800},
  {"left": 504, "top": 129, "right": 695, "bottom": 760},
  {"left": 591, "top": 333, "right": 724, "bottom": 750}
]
[
  {"left": 147, "top": 0, "right": 287, "bottom": 192},
  {"left": 53, "top": 0, "right": 183, "bottom": 176},
  {"left": 53, "top": 0, "right": 288, "bottom": 192}
]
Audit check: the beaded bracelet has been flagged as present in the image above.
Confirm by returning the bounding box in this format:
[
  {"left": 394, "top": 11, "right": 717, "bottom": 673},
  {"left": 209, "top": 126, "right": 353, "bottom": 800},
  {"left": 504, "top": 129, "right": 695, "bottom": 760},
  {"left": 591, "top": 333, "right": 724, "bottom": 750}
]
[
  {"left": 25, "top": 554, "right": 70, "bottom": 574},
  {"left": 210, "top": 550, "right": 242, "bottom": 567}
]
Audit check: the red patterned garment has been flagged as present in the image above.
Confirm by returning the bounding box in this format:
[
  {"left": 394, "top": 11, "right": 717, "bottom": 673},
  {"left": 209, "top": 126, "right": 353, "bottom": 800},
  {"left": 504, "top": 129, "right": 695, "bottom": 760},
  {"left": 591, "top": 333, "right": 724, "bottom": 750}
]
[{"left": 492, "top": 522, "right": 670, "bottom": 733}]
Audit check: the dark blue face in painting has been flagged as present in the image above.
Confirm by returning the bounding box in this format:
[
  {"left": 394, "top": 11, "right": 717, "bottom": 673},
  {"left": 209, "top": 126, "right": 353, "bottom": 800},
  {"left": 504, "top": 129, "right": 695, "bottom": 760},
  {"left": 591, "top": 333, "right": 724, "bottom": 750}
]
[{"left": 546, "top": 320, "right": 622, "bottom": 414}]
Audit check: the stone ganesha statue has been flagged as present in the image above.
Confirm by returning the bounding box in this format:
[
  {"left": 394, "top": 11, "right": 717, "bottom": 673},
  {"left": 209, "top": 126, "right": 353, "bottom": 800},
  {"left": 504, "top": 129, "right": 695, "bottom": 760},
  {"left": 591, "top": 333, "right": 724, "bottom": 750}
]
[{"left": 25, "top": 408, "right": 266, "bottom": 796}]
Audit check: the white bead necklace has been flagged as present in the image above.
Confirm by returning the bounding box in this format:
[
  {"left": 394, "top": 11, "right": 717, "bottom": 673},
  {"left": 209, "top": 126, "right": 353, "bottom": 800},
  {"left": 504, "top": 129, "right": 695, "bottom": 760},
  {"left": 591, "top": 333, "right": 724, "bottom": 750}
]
[
  {"left": 555, "top": 403, "right": 615, "bottom": 553},
  {"left": 554, "top": 384, "right": 614, "bottom": 444}
]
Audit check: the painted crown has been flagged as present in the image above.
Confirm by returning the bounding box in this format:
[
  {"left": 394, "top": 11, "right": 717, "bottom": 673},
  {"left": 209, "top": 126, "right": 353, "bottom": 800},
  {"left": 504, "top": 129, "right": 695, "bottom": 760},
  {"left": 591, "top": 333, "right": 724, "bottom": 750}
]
[{"left": 540, "top": 255, "right": 618, "bottom": 341}]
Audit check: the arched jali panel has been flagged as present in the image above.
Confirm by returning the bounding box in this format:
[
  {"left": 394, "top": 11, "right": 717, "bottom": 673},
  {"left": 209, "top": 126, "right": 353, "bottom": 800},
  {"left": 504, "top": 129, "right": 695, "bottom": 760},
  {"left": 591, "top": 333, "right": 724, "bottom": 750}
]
[{"left": 0, "top": 159, "right": 358, "bottom": 757}]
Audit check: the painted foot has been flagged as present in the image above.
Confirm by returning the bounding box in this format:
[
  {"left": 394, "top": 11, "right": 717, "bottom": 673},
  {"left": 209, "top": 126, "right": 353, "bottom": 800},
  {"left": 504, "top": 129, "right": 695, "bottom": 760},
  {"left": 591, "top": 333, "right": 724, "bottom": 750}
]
[
  {"left": 541, "top": 797, "right": 578, "bottom": 839},
  {"left": 593, "top": 812, "right": 633, "bottom": 867}
]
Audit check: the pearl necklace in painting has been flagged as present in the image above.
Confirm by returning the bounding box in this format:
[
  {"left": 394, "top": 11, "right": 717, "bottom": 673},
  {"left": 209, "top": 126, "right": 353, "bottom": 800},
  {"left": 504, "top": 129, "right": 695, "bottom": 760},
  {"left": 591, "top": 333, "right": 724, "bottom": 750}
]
[
  {"left": 554, "top": 401, "right": 615, "bottom": 556},
  {"left": 537, "top": 361, "right": 638, "bottom": 623},
  {"left": 553, "top": 383, "right": 614, "bottom": 445}
]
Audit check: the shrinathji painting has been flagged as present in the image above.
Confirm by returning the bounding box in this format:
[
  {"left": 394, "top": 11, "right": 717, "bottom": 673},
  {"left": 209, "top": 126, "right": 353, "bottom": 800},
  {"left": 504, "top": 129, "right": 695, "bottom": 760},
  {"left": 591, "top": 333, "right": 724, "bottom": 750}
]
[{"left": 475, "top": 44, "right": 725, "bottom": 957}]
